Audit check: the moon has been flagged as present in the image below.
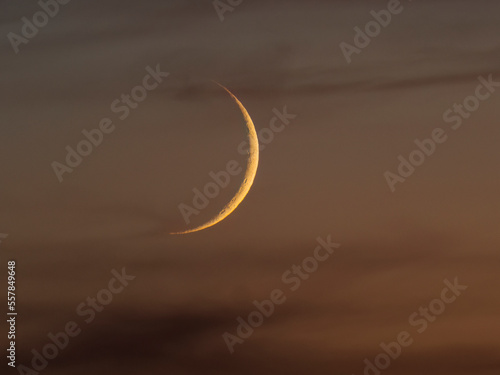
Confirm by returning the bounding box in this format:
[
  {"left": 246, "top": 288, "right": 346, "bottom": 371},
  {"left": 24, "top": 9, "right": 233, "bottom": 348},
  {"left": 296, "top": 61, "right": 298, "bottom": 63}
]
[{"left": 171, "top": 84, "right": 259, "bottom": 234}]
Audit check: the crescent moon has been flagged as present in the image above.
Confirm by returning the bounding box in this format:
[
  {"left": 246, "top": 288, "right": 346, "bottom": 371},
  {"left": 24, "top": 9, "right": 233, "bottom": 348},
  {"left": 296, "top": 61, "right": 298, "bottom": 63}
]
[{"left": 171, "top": 84, "right": 259, "bottom": 234}]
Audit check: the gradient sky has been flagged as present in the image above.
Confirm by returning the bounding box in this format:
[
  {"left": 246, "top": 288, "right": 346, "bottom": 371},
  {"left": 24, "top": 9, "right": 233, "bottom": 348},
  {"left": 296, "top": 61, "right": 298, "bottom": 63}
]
[{"left": 1, "top": 1, "right": 500, "bottom": 374}]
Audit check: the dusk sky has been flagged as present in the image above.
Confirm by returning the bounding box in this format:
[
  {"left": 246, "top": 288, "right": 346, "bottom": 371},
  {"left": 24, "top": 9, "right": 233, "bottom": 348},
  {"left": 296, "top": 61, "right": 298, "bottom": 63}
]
[{"left": 1, "top": 1, "right": 500, "bottom": 374}]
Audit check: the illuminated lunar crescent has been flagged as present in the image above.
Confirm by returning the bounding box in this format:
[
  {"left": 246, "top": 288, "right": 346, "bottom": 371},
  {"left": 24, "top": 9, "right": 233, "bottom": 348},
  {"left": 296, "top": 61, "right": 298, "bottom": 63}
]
[{"left": 171, "top": 84, "right": 259, "bottom": 234}]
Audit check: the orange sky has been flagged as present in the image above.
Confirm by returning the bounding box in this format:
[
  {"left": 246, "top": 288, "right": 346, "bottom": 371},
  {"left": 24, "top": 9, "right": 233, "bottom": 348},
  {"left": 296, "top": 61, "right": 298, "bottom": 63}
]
[{"left": 1, "top": 1, "right": 500, "bottom": 374}]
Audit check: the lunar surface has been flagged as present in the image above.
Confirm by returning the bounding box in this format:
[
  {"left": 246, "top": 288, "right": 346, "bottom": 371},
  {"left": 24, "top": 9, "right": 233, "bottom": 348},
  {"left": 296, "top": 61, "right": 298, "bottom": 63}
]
[{"left": 171, "top": 84, "right": 259, "bottom": 234}]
